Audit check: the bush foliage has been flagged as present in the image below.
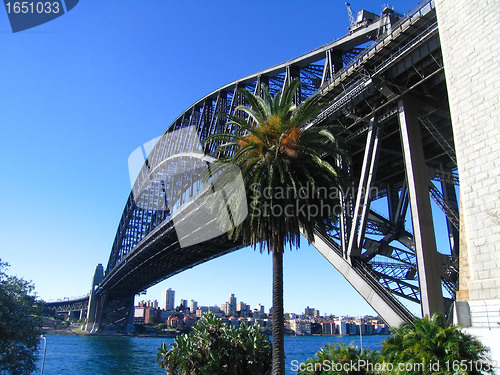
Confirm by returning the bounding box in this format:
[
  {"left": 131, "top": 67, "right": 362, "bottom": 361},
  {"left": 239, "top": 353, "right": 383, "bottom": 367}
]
[
  {"left": 0, "top": 259, "right": 43, "bottom": 375},
  {"left": 157, "top": 311, "right": 272, "bottom": 375}
]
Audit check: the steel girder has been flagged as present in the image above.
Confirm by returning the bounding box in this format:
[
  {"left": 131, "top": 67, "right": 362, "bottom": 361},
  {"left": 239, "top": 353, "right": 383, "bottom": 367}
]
[{"left": 305, "top": 0, "right": 459, "bottom": 323}]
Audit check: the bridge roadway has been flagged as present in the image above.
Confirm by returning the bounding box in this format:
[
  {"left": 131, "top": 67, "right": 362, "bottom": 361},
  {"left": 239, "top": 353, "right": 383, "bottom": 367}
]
[{"left": 85, "top": 0, "right": 459, "bottom": 332}]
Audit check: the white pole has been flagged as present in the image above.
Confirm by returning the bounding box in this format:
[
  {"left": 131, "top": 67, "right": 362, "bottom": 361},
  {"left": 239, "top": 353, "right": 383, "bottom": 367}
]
[
  {"left": 359, "top": 319, "right": 363, "bottom": 352},
  {"left": 40, "top": 335, "right": 47, "bottom": 375}
]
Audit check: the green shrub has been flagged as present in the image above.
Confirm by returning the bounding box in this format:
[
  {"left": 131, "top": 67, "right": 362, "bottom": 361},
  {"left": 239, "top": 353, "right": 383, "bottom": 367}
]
[
  {"left": 383, "top": 313, "right": 492, "bottom": 374},
  {"left": 157, "top": 311, "right": 271, "bottom": 374}
]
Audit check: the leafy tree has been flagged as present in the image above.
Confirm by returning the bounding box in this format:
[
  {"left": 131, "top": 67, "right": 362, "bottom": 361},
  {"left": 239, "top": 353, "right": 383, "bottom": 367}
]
[
  {"left": 205, "top": 79, "right": 349, "bottom": 374},
  {"left": 382, "top": 313, "right": 493, "bottom": 374},
  {"left": 155, "top": 323, "right": 169, "bottom": 330},
  {"left": 0, "top": 259, "right": 43, "bottom": 375},
  {"left": 157, "top": 311, "right": 272, "bottom": 374},
  {"left": 148, "top": 315, "right": 160, "bottom": 325}
]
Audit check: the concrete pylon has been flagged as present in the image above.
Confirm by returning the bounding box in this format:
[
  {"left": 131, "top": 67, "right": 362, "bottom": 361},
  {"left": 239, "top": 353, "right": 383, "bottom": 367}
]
[
  {"left": 436, "top": 0, "right": 500, "bottom": 365},
  {"left": 83, "top": 264, "right": 104, "bottom": 332}
]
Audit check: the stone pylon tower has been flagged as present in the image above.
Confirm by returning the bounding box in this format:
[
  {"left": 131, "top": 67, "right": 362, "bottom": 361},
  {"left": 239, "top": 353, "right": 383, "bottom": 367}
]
[{"left": 435, "top": 0, "right": 500, "bottom": 364}]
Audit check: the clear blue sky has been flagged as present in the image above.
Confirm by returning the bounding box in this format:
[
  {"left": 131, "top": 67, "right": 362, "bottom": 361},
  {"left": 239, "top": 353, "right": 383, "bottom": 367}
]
[{"left": 1, "top": 0, "right": 439, "bottom": 318}]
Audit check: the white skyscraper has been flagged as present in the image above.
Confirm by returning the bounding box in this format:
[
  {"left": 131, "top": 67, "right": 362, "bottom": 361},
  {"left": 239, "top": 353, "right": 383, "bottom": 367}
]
[
  {"left": 227, "top": 294, "right": 236, "bottom": 316},
  {"left": 190, "top": 299, "right": 198, "bottom": 313},
  {"left": 162, "top": 288, "right": 175, "bottom": 311}
]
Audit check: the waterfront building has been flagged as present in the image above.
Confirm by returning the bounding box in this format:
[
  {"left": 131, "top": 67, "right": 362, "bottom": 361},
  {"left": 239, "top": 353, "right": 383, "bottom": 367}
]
[
  {"left": 348, "top": 323, "right": 357, "bottom": 335},
  {"left": 134, "top": 306, "right": 162, "bottom": 324},
  {"left": 134, "top": 307, "right": 146, "bottom": 324},
  {"left": 335, "top": 319, "right": 348, "bottom": 335},
  {"left": 290, "top": 319, "right": 312, "bottom": 336},
  {"left": 144, "top": 307, "right": 161, "bottom": 324},
  {"left": 321, "top": 321, "right": 336, "bottom": 335}
]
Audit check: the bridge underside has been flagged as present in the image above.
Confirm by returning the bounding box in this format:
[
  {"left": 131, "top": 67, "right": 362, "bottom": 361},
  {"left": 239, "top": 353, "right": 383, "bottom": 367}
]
[
  {"left": 86, "top": 223, "right": 242, "bottom": 332},
  {"left": 88, "top": 1, "right": 458, "bottom": 332}
]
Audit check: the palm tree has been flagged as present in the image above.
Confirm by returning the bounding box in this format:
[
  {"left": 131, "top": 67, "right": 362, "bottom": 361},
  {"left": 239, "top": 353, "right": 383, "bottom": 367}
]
[{"left": 205, "top": 78, "right": 350, "bottom": 375}]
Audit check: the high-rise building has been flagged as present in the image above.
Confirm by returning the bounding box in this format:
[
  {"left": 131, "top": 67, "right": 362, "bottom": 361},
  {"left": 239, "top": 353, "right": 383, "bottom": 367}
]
[
  {"left": 303, "top": 306, "right": 320, "bottom": 317},
  {"left": 162, "top": 288, "right": 175, "bottom": 311},
  {"left": 190, "top": 299, "right": 198, "bottom": 313},
  {"left": 236, "top": 302, "right": 250, "bottom": 312},
  {"left": 221, "top": 302, "right": 229, "bottom": 316},
  {"left": 236, "top": 301, "right": 250, "bottom": 317},
  {"left": 304, "top": 306, "right": 314, "bottom": 316},
  {"left": 256, "top": 304, "right": 265, "bottom": 314},
  {"left": 180, "top": 299, "right": 188, "bottom": 311},
  {"left": 227, "top": 294, "right": 236, "bottom": 316}
]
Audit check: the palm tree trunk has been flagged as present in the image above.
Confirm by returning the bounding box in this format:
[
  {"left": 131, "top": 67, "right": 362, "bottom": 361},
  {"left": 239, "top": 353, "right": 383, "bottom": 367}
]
[{"left": 271, "top": 249, "right": 285, "bottom": 375}]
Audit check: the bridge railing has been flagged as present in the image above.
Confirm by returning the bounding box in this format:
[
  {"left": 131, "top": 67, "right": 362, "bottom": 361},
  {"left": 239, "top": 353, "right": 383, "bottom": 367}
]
[
  {"left": 45, "top": 294, "right": 89, "bottom": 303},
  {"left": 314, "top": 15, "right": 439, "bottom": 127},
  {"left": 319, "top": 0, "right": 436, "bottom": 96}
]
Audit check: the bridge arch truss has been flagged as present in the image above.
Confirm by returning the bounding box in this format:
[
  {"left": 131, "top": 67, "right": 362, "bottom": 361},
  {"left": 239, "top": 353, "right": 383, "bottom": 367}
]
[{"left": 89, "top": 0, "right": 459, "bottom": 332}]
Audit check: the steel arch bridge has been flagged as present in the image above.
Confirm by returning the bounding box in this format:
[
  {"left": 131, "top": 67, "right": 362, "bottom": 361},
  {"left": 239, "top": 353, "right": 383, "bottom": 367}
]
[{"left": 83, "top": 0, "right": 459, "bottom": 333}]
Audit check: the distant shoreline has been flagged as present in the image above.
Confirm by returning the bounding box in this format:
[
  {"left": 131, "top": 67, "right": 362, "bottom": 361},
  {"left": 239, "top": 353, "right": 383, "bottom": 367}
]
[{"left": 42, "top": 327, "right": 389, "bottom": 338}]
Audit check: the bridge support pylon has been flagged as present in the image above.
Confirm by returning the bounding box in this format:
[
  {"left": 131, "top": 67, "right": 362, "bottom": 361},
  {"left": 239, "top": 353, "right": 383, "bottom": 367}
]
[
  {"left": 88, "top": 293, "right": 135, "bottom": 334},
  {"left": 398, "top": 99, "right": 445, "bottom": 318},
  {"left": 83, "top": 264, "right": 103, "bottom": 332},
  {"left": 84, "top": 263, "right": 135, "bottom": 333}
]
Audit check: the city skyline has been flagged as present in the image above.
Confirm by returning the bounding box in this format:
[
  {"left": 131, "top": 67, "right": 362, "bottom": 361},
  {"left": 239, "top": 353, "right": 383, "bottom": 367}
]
[
  {"left": 140, "top": 288, "right": 380, "bottom": 318},
  {"left": 1, "top": 0, "right": 431, "bottom": 319}
]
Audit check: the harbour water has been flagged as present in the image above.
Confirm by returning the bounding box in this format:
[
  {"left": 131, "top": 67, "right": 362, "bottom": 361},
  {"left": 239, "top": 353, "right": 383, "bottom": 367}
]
[{"left": 35, "top": 334, "right": 390, "bottom": 374}]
